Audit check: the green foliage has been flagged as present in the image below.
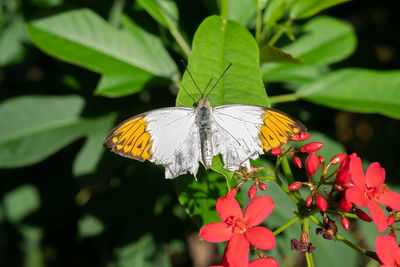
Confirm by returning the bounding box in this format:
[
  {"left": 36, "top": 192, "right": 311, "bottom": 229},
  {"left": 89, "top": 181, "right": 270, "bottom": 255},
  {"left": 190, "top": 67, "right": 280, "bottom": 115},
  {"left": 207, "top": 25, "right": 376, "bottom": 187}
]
[{"left": 1, "top": 0, "right": 399, "bottom": 266}]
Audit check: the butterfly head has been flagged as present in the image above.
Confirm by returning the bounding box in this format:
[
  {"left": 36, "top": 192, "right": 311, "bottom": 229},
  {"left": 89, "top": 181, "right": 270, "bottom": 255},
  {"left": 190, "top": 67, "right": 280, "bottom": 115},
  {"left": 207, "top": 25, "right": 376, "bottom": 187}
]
[{"left": 197, "top": 97, "right": 211, "bottom": 110}]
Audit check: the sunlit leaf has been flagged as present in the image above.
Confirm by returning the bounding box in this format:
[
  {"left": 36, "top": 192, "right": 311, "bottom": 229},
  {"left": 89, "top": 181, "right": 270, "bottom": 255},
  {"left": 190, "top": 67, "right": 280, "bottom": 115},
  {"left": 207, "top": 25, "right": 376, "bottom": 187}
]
[
  {"left": 3, "top": 185, "right": 40, "bottom": 222},
  {"left": 290, "top": 0, "right": 350, "bottom": 20},
  {"left": 297, "top": 68, "right": 400, "bottom": 119}
]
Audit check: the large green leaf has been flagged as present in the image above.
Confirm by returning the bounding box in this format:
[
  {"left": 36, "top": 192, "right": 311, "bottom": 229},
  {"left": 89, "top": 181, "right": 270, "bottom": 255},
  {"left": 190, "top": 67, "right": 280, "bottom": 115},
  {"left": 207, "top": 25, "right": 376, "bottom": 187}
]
[
  {"left": 0, "top": 95, "right": 114, "bottom": 169},
  {"left": 262, "top": 16, "right": 356, "bottom": 83},
  {"left": 290, "top": 0, "right": 350, "bottom": 20},
  {"left": 0, "top": 15, "right": 28, "bottom": 66},
  {"left": 26, "top": 8, "right": 178, "bottom": 79},
  {"left": 177, "top": 15, "right": 269, "bottom": 107},
  {"left": 297, "top": 68, "right": 400, "bottom": 119}
]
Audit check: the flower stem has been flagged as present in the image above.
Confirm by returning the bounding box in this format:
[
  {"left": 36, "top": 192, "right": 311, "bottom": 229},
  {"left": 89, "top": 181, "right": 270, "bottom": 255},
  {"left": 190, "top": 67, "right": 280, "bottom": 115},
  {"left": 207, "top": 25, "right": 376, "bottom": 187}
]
[
  {"left": 268, "top": 19, "right": 293, "bottom": 46},
  {"left": 169, "top": 26, "right": 191, "bottom": 58},
  {"left": 255, "top": 6, "right": 262, "bottom": 44},
  {"left": 220, "top": 0, "right": 228, "bottom": 22},
  {"left": 269, "top": 93, "right": 300, "bottom": 104},
  {"left": 108, "top": 0, "right": 125, "bottom": 27},
  {"left": 274, "top": 156, "right": 301, "bottom": 204},
  {"left": 273, "top": 216, "right": 300, "bottom": 236}
]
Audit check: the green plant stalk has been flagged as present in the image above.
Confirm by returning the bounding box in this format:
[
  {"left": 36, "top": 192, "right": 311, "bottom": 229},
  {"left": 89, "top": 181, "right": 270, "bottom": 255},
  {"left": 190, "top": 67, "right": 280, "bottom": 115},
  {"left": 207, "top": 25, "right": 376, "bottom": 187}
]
[
  {"left": 255, "top": 6, "right": 262, "bottom": 44},
  {"left": 220, "top": 0, "right": 229, "bottom": 22},
  {"left": 281, "top": 156, "right": 303, "bottom": 200},
  {"left": 269, "top": 93, "right": 300, "bottom": 104},
  {"left": 273, "top": 216, "right": 300, "bottom": 236},
  {"left": 309, "top": 215, "right": 379, "bottom": 262},
  {"left": 304, "top": 217, "right": 315, "bottom": 267},
  {"left": 169, "top": 25, "right": 191, "bottom": 58},
  {"left": 274, "top": 156, "right": 301, "bottom": 204},
  {"left": 268, "top": 19, "right": 293, "bottom": 46},
  {"left": 109, "top": 0, "right": 125, "bottom": 27}
]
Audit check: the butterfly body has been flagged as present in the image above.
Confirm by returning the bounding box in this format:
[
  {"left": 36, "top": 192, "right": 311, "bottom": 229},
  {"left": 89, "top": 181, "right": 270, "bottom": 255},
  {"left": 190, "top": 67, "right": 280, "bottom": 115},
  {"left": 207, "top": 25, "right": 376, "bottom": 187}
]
[{"left": 104, "top": 96, "right": 306, "bottom": 179}]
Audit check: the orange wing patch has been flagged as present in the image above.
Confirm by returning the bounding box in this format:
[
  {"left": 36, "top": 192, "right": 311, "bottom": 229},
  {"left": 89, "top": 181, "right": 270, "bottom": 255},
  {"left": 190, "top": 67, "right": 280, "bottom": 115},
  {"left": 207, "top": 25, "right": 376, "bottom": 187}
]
[
  {"left": 259, "top": 109, "right": 306, "bottom": 151},
  {"left": 104, "top": 116, "right": 153, "bottom": 161}
]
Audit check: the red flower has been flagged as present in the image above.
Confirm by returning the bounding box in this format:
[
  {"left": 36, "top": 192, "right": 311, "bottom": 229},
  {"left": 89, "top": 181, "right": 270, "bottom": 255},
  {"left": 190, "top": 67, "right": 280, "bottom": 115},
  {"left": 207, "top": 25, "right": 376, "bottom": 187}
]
[
  {"left": 315, "top": 194, "right": 328, "bottom": 212},
  {"left": 290, "top": 132, "right": 311, "bottom": 141},
  {"left": 345, "top": 156, "right": 400, "bottom": 231},
  {"left": 335, "top": 153, "right": 357, "bottom": 188},
  {"left": 199, "top": 192, "right": 276, "bottom": 266},
  {"left": 212, "top": 257, "right": 279, "bottom": 267},
  {"left": 299, "top": 142, "right": 324, "bottom": 153},
  {"left": 375, "top": 235, "right": 400, "bottom": 266}
]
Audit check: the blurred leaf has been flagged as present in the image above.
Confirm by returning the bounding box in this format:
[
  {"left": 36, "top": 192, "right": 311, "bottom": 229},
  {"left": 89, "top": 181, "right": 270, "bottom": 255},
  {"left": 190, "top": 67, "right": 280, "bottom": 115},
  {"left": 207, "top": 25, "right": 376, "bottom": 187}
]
[
  {"left": 211, "top": 156, "right": 234, "bottom": 186},
  {"left": 78, "top": 214, "right": 105, "bottom": 238},
  {"left": 228, "top": 0, "right": 257, "bottom": 26},
  {"left": 19, "top": 225, "right": 45, "bottom": 267},
  {"left": 27, "top": 8, "right": 178, "bottom": 78},
  {"left": 0, "top": 16, "right": 28, "bottom": 66},
  {"left": 297, "top": 68, "right": 400, "bottom": 119},
  {"left": 262, "top": 16, "right": 356, "bottom": 83},
  {"left": 30, "top": 0, "right": 63, "bottom": 8},
  {"left": 177, "top": 15, "right": 269, "bottom": 107},
  {"left": 0, "top": 95, "right": 114, "bottom": 168},
  {"left": 263, "top": 0, "right": 292, "bottom": 26},
  {"left": 174, "top": 171, "right": 228, "bottom": 227},
  {"left": 108, "top": 234, "right": 171, "bottom": 267},
  {"left": 260, "top": 43, "right": 301, "bottom": 64},
  {"left": 136, "top": 0, "right": 178, "bottom": 28},
  {"left": 95, "top": 72, "right": 154, "bottom": 98},
  {"left": 3, "top": 185, "right": 40, "bottom": 223},
  {"left": 72, "top": 114, "right": 116, "bottom": 176},
  {"left": 290, "top": 0, "right": 350, "bottom": 20}
]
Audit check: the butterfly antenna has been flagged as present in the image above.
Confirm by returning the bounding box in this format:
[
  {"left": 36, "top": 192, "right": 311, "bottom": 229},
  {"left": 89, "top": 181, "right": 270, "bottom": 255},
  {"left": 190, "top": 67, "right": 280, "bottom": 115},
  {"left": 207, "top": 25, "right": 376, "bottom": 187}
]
[
  {"left": 204, "top": 78, "right": 213, "bottom": 92},
  {"left": 180, "top": 60, "right": 203, "bottom": 97},
  {"left": 179, "top": 83, "right": 198, "bottom": 104},
  {"left": 205, "top": 63, "right": 232, "bottom": 98}
]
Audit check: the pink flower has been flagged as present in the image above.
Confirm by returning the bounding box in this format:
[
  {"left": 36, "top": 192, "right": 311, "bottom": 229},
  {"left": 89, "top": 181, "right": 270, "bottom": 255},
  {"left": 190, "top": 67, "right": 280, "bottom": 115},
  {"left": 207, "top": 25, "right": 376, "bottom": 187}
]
[
  {"left": 345, "top": 156, "right": 400, "bottom": 231},
  {"left": 199, "top": 191, "right": 276, "bottom": 266},
  {"left": 375, "top": 235, "right": 400, "bottom": 266}
]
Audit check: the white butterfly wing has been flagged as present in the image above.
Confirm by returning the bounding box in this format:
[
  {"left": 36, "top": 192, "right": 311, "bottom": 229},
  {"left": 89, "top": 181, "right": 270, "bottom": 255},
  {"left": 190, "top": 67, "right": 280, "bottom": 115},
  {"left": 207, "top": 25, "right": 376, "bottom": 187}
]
[
  {"left": 211, "top": 104, "right": 306, "bottom": 171},
  {"left": 104, "top": 107, "right": 202, "bottom": 179}
]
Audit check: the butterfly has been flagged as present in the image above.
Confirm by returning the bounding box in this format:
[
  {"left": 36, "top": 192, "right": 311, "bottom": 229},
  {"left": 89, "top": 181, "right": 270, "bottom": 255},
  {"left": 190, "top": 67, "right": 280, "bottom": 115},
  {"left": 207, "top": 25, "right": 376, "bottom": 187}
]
[{"left": 104, "top": 64, "right": 307, "bottom": 179}]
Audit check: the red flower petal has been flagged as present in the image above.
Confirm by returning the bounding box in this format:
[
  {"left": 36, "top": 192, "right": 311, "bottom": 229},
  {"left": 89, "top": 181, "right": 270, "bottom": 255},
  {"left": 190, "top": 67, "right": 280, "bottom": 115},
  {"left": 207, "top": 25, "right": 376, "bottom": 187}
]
[
  {"left": 249, "top": 257, "right": 279, "bottom": 267},
  {"left": 375, "top": 235, "right": 400, "bottom": 265},
  {"left": 216, "top": 194, "right": 243, "bottom": 221},
  {"left": 345, "top": 187, "right": 367, "bottom": 207},
  {"left": 223, "top": 233, "right": 249, "bottom": 267},
  {"left": 365, "top": 162, "right": 386, "bottom": 188},
  {"left": 377, "top": 190, "right": 400, "bottom": 211},
  {"left": 199, "top": 222, "right": 233, "bottom": 242},
  {"left": 349, "top": 156, "right": 366, "bottom": 189},
  {"left": 245, "top": 226, "right": 276, "bottom": 250},
  {"left": 244, "top": 196, "right": 274, "bottom": 227},
  {"left": 306, "top": 152, "right": 319, "bottom": 177},
  {"left": 367, "top": 201, "right": 387, "bottom": 232}
]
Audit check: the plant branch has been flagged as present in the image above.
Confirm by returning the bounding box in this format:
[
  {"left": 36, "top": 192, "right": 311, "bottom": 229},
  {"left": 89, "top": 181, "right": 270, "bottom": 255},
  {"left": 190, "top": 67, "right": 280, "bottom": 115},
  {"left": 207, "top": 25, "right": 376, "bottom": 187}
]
[
  {"left": 268, "top": 19, "right": 293, "bottom": 46},
  {"left": 169, "top": 25, "right": 191, "bottom": 58},
  {"left": 273, "top": 216, "right": 300, "bottom": 236}
]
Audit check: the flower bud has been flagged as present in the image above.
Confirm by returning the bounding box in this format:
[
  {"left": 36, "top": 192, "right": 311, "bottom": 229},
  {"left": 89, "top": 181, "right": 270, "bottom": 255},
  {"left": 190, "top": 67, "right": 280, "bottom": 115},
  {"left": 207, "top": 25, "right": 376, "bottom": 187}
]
[
  {"left": 289, "top": 181, "right": 303, "bottom": 191},
  {"left": 299, "top": 142, "right": 324, "bottom": 153},
  {"left": 387, "top": 214, "right": 395, "bottom": 226},
  {"left": 248, "top": 184, "right": 257, "bottom": 200},
  {"left": 341, "top": 217, "right": 350, "bottom": 231},
  {"left": 258, "top": 182, "right": 266, "bottom": 191},
  {"left": 290, "top": 132, "right": 311, "bottom": 141},
  {"left": 271, "top": 147, "right": 282, "bottom": 155},
  {"left": 318, "top": 155, "right": 325, "bottom": 164},
  {"left": 306, "top": 195, "right": 313, "bottom": 207},
  {"left": 389, "top": 231, "right": 397, "bottom": 240},
  {"left": 338, "top": 198, "right": 353, "bottom": 212},
  {"left": 306, "top": 152, "right": 319, "bottom": 177},
  {"left": 330, "top": 153, "right": 347, "bottom": 165},
  {"left": 355, "top": 209, "right": 372, "bottom": 222},
  {"left": 293, "top": 156, "right": 302, "bottom": 169},
  {"left": 315, "top": 194, "right": 328, "bottom": 212}
]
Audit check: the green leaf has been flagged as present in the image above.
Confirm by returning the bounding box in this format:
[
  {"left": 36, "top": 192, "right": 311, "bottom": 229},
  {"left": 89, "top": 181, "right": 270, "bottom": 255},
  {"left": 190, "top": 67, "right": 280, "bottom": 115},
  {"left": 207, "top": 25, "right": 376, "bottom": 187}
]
[
  {"left": 228, "top": 0, "right": 257, "bottom": 26},
  {"left": 3, "top": 185, "right": 41, "bottom": 223},
  {"left": 174, "top": 171, "right": 228, "bottom": 227},
  {"left": 26, "top": 8, "right": 178, "bottom": 78},
  {"left": 263, "top": 0, "right": 292, "bottom": 26},
  {"left": 262, "top": 16, "right": 356, "bottom": 83},
  {"left": 72, "top": 114, "right": 116, "bottom": 176},
  {"left": 95, "top": 71, "right": 154, "bottom": 98},
  {"left": 108, "top": 234, "right": 171, "bottom": 267},
  {"left": 177, "top": 15, "right": 269, "bottom": 107},
  {"left": 136, "top": 0, "right": 178, "bottom": 28},
  {"left": 290, "top": 0, "right": 350, "bottom": 20},
  {"left": 211, "top": 156, "right": 234, "bottom": 186},
  {"left": 0, "top": 15, "right": 28, "bottom": 66},
  {"left": 78, "top": 214, "right": 105, "bottom": 238},
  {"left": 0, "top": 95, "right": 114, "bottom": 168},
  {"left": 260, "top": 43, "right": 301, "bottom": 64},
  {"left": 297, "top": 68, "right": 400, "bottom": 119}
]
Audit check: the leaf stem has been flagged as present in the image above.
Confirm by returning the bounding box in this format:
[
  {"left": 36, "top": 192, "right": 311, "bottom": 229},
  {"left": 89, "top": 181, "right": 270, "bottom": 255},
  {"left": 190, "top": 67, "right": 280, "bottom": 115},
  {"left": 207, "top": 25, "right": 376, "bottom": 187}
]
[
  {"left": 273, "top": 216, "right": 300, "bottom": 236},
  {"left": 269, "top": 93, "right": 300, "bottom": 104},
  {"left": 274, "top": 156, "right": 301, "bottom": 204},
  {"left": 255, "top": 6, "right": 262, "bottom": 44},
  {"left": 220, "top": 0, "right": 229, "bottom": 22},
  {"left": 109, "top": 0, "right": 125, "bottom": 27},
  {"left": 169, "top": 25, "right": 191, "bottom": 57},
  {"left": 268, "top": 19, "right": 293, "bottom": 46}
]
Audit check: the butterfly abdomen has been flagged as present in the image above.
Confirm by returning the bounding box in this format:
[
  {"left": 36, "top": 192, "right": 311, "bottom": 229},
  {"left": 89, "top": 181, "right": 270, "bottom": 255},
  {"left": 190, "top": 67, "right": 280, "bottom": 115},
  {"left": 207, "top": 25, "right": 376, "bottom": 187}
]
[{"left": 196, "top": 103, "right": 213, "bottom": 169}]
